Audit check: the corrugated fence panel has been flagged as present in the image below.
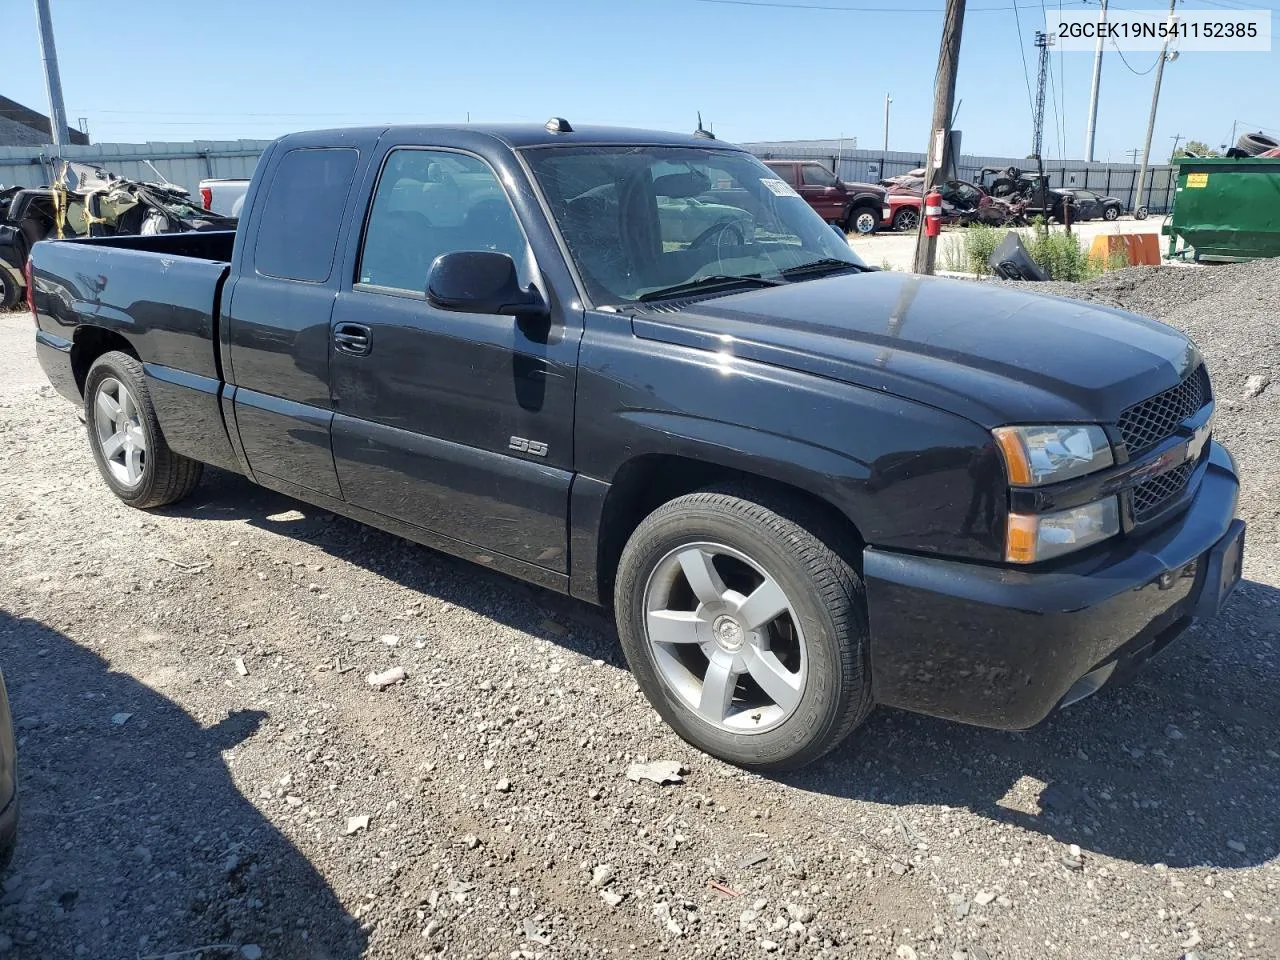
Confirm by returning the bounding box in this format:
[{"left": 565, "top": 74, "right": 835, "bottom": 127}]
[
  {"left": 2, "top": 137, "right": 1179, "bottom": 214},
  {"left": 0, "top": 140, "right": 272, "bottom": 197}
]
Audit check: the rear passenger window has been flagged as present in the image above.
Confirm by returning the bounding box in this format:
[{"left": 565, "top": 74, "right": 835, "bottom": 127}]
[
  {"left": 254, "top": 147, "right": 358, "bottom": 282},
  {"left": 358, "top": 149, "right": 528, "bottom": 294}
]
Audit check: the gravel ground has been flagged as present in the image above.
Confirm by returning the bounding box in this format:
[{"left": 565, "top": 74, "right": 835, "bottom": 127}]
[{"left": 0, "top": 261, "right": 1277, "bottom": 960}]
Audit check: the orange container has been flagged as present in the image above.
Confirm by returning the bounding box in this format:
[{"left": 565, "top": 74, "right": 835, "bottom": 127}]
[{"left": 1089, "top": 233, "right": 1161, "bottom": 268}]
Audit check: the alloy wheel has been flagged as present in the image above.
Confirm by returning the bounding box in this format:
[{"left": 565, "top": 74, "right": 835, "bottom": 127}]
[
  {"left": 93, "top": 377, "right": 147, "bottom": 487},
  {"left": 643, "top": 542, "right": 807, "bottom": 734}
]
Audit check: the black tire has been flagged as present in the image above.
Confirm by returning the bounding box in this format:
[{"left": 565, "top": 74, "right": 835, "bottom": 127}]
[
  {"left": 1134, "top": 206, "right": 1149, "bottom": 221},
  {"left": 0, "top": 820, "right": 14, "bottom": 874},
  {"left": 84, "top": 351, "right": 203, "bottom": 508},
  {"left": 989, "top": 177, "right": 1019, "bottom": 199},
  {"left": 1102, "top": 205, "right": 1120, "bottom": 221},
  {"left": 892, "top": 207, "right": 919, "bottom": 232},
  {"left": 0, "top": 268, "right": 20, "bottom": 310},
  {"left": 614, "top": 487, "right": 872, "bottom": 772},
  {"left": 1237, "top": 132, "right": 1279, "bottom": 156},
  {"left": 846, "top": 205, "right": 879, "bottom": 235}
]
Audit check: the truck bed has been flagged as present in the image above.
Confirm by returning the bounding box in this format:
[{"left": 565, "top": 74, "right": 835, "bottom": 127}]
[{"left": 30, "top": 229, "right": 241, "bottom": 472}]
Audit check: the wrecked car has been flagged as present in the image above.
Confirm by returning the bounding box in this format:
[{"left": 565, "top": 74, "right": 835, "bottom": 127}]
[
  {"left": 883, "top": 179, "right": 1028, "bottom": 231},
  {"left": 0, "top": 162, "right": 235, "bottom": 309}
]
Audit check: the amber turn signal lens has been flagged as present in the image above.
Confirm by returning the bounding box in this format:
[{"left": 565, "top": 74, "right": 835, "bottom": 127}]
[
  {"left": 1005, "top": 513, "right": 1040, "bottom": 563},
  {"left": 992, "top": 427, "right": 1033, "bottom": 486}
]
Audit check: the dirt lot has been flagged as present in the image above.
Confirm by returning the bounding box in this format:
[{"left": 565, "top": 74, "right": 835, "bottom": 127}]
[{"left": 0, "top": 261, "right": 1277, "bottom": 960}]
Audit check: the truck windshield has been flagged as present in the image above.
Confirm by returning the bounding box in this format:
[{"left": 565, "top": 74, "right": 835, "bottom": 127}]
[{"left": 524, "top": 145, "right": 864, "bottom": 305}]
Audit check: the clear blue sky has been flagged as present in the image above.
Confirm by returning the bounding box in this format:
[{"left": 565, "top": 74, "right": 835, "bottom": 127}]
[{"left": 5, "top": 0, "right": 1277, "bottom": 161}]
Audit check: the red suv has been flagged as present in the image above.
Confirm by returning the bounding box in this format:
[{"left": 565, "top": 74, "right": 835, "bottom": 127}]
[{"left": 763, "top": 160, "right": 888, "bottom": 234}]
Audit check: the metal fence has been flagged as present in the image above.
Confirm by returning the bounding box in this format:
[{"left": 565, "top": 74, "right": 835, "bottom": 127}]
[
  {"left": 1, "top": 137, "right": 1179, "bottom": 215},
  {"left": 0, "top": 140, "right": 271, "bottom": 197},
  {"left": 740, "top": 142, "right": 1178, "bottom": 214}
]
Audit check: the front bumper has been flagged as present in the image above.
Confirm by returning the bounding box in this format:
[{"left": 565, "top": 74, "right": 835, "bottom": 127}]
[{"left": 863, "top": 441, "right": 1241, "bottom": 730}]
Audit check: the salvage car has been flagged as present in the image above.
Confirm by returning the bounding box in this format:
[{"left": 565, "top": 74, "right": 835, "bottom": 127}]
[
  {"left": 0, "top": 162, "right": 235, "bottom": 308},
  {"left": 199, "top": 178, "right": 250, "bottom": 218},
  {"left": 29, "top": 122, "right": 1245, "bottom": 771},
  {"left": 884, "top": 179, "right": 1026, "bottom": 231},
  {"left": 0, "top": 672, "right": 15, "bottom": 871},
  {"left": 1054, "top": 189, "right": 1125, "bottom": 222}
]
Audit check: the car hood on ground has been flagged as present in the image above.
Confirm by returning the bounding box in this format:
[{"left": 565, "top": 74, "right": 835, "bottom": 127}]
[{"left": 630, "top": 271, "right": 1198, "bottom": 427}]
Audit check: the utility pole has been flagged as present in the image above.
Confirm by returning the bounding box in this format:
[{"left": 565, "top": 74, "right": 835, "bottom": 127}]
[
  {"left": 1126, "top": 148, "right": 1140, "bottom": 164},
  {"left": 883, "top": 93, "right": 892, "bottom": 154},
  {"left": 33, "top": 0, "right": 69, "bottom": 153},
  {"left": 1083, "top": 0, "right": 1108, "bottom": 162},
  {"left": 1031, "top": 32, "right": 1053, "bottom": 160},
  {"left": 1031, "top": 32, "right": 1053, "bottom": 221},
  {"left": 1134, "top": 0, "right": 1177, "bottom": 215},
  {"left": 1169, "top": 133, "right": 1183, "bottom": 161},
  {"left": 913, "top": 0, "right": 966, "bottom": 276}
]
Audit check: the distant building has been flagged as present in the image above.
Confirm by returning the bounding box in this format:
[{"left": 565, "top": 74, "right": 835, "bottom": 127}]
[{"left": 0, "top": 95, "right": 89, "bottom": 147}]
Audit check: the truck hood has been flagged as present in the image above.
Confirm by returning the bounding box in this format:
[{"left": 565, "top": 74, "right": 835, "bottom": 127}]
[
  {"left": 841, "top": 180, "right": 886, "bottom": 197},
  {"left": 630, "top": 271, "right": 1199, "bottom": 427}
]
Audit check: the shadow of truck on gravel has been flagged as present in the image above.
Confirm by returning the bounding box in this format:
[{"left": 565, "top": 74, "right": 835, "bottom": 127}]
[
  {"left": 0, "top": 610, "right": 368, "bottom": 960},
  {"left": 163, "top": 468, "right": 1279, "bottom": 872},
  {"left": 785, "top": 577, "right": 1280, "bottom": 870}
]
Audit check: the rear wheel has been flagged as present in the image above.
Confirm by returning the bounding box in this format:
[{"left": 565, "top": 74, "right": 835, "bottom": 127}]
[
  {"left": 846, "top": 206, "right": 879, "bottom": 235},
  {"left": 1134, "top": 206, "right": 1149, "bottom": 221},
  {"left": 84, "top": 351, "right": 203, "bottom": 508},
  {"left": 614, "top": 488, "right": 872, "bottom": 771},
  {"left": 0, "top": 268, "right": 19, "bottom": 310},
  {"left": 892, "top": 207, "right": 920, "bottom": 232}
]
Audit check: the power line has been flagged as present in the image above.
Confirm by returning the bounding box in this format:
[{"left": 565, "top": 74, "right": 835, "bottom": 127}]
[
  {"left": 1048, "top": 40, "right": 1064, "bottom": 159},
  {"left": 1110, "top": 41, "right": 1163, "bottom": 75},
  {"left": 1011, "top": 0, "right": 1037, "bottom": 125},
  {"left": 692, "top": 0, "right": 1091, "bottom": 11}
]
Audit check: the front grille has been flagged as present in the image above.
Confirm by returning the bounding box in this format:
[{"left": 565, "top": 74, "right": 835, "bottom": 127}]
[
  {"left": 1133, "top": 460, "right": 1195, "bottom": 520},
  {"left": 1116, "top": 366, "right": 1210, "bottom": 455}
]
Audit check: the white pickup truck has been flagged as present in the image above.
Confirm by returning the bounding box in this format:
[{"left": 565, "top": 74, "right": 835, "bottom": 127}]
[{"left": 198, "top": 178, "right": 250, "bottom": 218}]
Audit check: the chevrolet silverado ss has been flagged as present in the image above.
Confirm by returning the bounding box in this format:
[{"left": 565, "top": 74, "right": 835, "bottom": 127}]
[{"left": 28, "top": 120, "right": 1244, "bottom": 770}]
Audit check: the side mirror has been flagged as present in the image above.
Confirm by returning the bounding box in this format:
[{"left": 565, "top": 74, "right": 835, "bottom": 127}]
[
  {"left": 831, "top": 223, "right": 847, "bottom": 239},
  {"left": 427, "top": 251, "right": 548, "bottom": 319}
]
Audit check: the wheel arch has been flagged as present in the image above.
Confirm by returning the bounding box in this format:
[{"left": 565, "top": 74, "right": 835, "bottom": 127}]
[
  {"left": 583, "top": 452, "right": 867, "bottom": 608},
  {"left": 72, "top": 327, "right": 139, "bottom": 397}
]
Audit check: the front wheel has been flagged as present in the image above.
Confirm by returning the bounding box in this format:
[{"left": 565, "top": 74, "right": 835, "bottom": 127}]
[
  {"left": 614, "top": 489, "right": 872, "bottom": 771},
  {"left": 1103, "top": 205, "right": 1120, "bottom": 221},
  {"left": 84, "top": 351, "right": 203, "bottom": 508},
  {"left": 846, "top": 206, "right": 879, "bottom": 235},
  {"left": 892, "top": 207, "right": 920, "bottom": 232}
]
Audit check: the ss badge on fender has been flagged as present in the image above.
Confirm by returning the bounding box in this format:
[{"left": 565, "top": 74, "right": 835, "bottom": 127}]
[{"left": 508, "top": 436, "right": 548, "bottom": 457}]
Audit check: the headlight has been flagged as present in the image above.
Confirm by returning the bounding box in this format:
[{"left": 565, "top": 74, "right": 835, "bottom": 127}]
[
  {"left": 1006, "top": 497, "right": 1120, "bottom": 563},
  {"left": 993, "top": 424, "right": 1114, "bottom": 486}
]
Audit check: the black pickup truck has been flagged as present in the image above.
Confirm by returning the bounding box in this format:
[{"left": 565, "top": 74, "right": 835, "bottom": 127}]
[{"left": 28, "top": 121, "right": 1244, "bottom": 771}]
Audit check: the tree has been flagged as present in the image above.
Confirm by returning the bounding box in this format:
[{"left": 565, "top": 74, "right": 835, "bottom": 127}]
[{"left": 1173, "top": 140, "right": 1222, "bottom": 159}]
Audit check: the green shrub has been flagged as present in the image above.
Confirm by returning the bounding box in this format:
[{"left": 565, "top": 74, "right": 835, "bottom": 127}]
[
  {"left": 1025, "top": 220, "right": 1104, "bottom": 281},
  {"left": 941, "top": 224, "right": 1005, "bottom": 276}
]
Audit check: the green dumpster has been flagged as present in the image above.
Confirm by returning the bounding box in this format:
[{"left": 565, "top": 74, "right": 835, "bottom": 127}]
[{"left": 1163, "top": 156, "right": 1280, "bottom": 262}]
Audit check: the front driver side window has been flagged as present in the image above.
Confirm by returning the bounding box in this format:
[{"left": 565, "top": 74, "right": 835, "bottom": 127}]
[
  {"left": 801, "top": 164, "right": 837, "bottom": 187},
  {"left": 358, "top": 149, "right": 529, "bottom": 294}
]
